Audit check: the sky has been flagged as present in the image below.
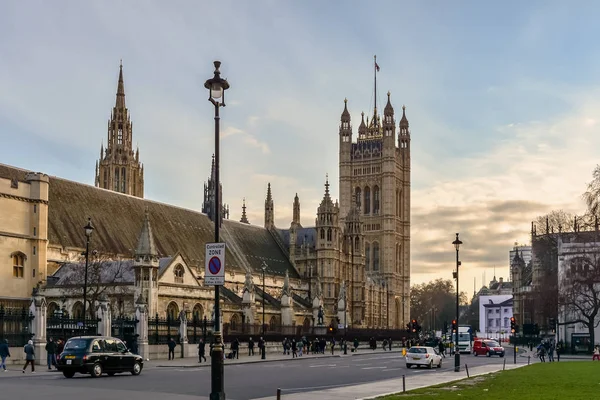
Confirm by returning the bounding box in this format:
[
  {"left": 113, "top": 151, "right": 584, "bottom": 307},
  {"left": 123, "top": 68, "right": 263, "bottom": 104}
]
[{"left": 2, "top": 0, "right": 600, "bottom": 295}]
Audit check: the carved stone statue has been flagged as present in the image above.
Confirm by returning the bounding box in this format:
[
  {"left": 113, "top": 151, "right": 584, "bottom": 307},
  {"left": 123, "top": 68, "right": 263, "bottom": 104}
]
[
  {"left": 317, "top": 305, "right": 324, "bottom": 325},
  {"left": 314, "top": 276, "right": 323, "bottom": 298},
  {"left": 282, "top": 270, "right": 291, "bottom": 297},
  {"left": 244, "top": 270, "right": 254, "bottom": 293},
  {"left": 338, "top": 280, "right": 347, "bottom": 302}
]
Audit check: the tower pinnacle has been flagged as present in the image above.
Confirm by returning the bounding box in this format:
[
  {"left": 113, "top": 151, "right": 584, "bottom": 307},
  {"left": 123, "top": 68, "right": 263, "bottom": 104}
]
[
  {"left": 240, "top": 197, "right": 249, "bottom": 224},
  {"left": 116, "top": 62, "right": 126, "bottom": 109}
]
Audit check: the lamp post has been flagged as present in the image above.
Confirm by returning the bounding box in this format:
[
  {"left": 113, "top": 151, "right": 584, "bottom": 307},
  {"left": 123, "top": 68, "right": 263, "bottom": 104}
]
[
  {"left": 452, "top": 233, "right": 463, "bottom": 373},
  {"left": 204, "top": 60, "right": 229, "bottom": 400},
  {"left": 261, "top": 261, "right": 267, "bottom": 360},
  {"left": 82, "top": 218, "right": 94, "bottom": 332}
]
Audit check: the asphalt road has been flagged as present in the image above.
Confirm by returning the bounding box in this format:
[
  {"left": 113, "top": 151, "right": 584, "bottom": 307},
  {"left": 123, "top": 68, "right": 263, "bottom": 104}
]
[{"left": 1, "top": 352, "right": 514, "bottom": 400}]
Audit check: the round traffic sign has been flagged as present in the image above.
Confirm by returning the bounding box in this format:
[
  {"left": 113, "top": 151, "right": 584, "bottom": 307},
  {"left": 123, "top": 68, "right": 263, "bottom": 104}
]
[{"left": 208, "top": 256, "right": 221, "bottom": 275}]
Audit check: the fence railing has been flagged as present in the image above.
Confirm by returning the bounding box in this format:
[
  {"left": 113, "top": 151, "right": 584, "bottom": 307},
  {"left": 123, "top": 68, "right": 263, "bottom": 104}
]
[
  {"left": 148, "top": 314, "right": 179, "bottom": 345},
  {"left": 46, "top": 316, "right": 100, "bottom": 340},
  {"left": 0, "top": 306, "right": 34, "bottom": 347},
  {"left": 111, "top": 316, "right": 138, "bottom": 342}
]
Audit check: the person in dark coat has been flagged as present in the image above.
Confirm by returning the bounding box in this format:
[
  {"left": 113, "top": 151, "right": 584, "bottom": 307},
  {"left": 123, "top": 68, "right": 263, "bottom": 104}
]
[
  {"left": 45, "top": 338, "right": 57, "bottom": 370},
  {"left": 232, "top": 338, "right": 239, "bottom": 359},
  {"left": 248, "top": 337, "right": 255, "bottom": 356},
  {"left": 131, "top": 335, "right": 139, "bottom": 355},
  {"left": 23, "top": 340, "right": 35, "bottom": 373},
  {"left": 438, "top": 340, "right": 445, "bottom": 358},
  {"left": 168, "top": 338, "right": 176, "bottom": 360},
  {"left": 0, "top": 339, "right": 10, "bottom": 371},
  {"left": 198, "top": 339, "right": 206, "bottom": 363}
]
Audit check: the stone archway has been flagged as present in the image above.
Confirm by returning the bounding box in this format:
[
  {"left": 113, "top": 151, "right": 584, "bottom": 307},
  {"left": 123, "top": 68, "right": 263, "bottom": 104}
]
[
  {"left": 192, "top": 303, "right": 204, "bottom": 321},
  {"left": 166, "top": 301, "right": 179, "bottom": 320},
  {"left": 72, "top": 301, "right": 84, "bottom": 319}
]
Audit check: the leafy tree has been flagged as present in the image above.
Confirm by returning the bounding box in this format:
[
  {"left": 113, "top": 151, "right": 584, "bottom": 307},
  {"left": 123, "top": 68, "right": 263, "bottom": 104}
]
[{"left": 410, "top": 279, "right": 467, "bottom": 332}]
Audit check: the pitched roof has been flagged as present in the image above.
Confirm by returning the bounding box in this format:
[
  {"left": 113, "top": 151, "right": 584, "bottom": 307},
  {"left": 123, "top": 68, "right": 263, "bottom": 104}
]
[
  {"left": 50, "top": 260, "right": 135, "bottom": 285},
  {"left": 0, "top": 163, "right": 298, "bottom": 278}
]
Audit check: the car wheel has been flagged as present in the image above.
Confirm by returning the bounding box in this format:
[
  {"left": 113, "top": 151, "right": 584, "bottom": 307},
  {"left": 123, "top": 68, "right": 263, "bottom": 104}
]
[
  {"left": 63, "top": 371, "right": 75, "bottom": 379},
  {"left": 438, "top": 359, "right": 442, "bottom": 368},
  {"left": 473, "top": 351, "right": 478, "bottom": 356},
  {"left": 406, "top": 363, "right": 412, "bottom": 369},
  {"left": 500, "top": 353, "right": 505, "bottom": 358},
  {"left": 428, "top": 361, "right": 433, "bottom": 369},
  {"left": 91, "top": 363, "right": 103, "bottom": 378},
  {"left": 487, "top": 351, "right": 492, "bottom": 357},
  {"left": 131, "top": 361, "right": 142, "bottom": 376}
]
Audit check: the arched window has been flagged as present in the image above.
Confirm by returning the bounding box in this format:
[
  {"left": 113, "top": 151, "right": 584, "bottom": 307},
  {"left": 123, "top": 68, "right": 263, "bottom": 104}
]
[
  {"left": 364, "top": 186, "right": 371, "bottom": 215},
  {"left": 230, "top": 314, "right": 240, "bottom": 331},
  {"left": 117, "top": 125, "right": 123, "bottom": 145},
  {"left": 121, "top": 167, "right": 126, "bottom": 192},
  {"left": 355, "top": 237, "right": 360, "bottom": 253},
  {"left": 174, "top": 264, "right": 185, "bottom": 284},
  {"left": 167, "top": 302, "right": 179, "bottom": 320},
  {"left": 327, "top": 228, "right": 332, "bottom": 241},
  {"left": 47, "top": 302, "right": 60, "bottom": 317},
  {"left": 373, "top": 185, "right": 380, "bottom": 214},
  {"left": 320, "top": 228, "right": 325, "bottom": 240},
  {"left": 72, "top": 301, "right": 84, "bottom": 319},
  {"left": 103, "top": 170, "right": 108, "bottom": 188},
  {"left": 12, "top": 252, "right": 25, "bottom": 278},
  {"left": 373, "top": 242, "right": 380, "bottom": 271},
  {"left": 192, "top": 304, "right": 204, "bottom": 321},
  {"left": 114, "top": 168, "right": 120, "bottom": 192},
  {"left": 365, "top": 243, "right": 371, "bottom": 270},
  {"left": 269, "top": 316, "right": 278, "bottom": 330},
  {"left": 355, "top": 187, "right": 362, "bottom": 210}
]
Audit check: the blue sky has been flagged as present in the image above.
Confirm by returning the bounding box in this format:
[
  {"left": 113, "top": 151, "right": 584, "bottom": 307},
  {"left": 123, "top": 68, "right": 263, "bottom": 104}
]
[{"left": 2, "top": 0, "right": 600, "bottom": 293}]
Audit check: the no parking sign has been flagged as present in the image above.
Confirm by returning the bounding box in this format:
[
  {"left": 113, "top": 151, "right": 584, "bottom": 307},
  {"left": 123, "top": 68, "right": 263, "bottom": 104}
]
[{"left": 205, "top": 242, "right": 226, "bottom": 285}]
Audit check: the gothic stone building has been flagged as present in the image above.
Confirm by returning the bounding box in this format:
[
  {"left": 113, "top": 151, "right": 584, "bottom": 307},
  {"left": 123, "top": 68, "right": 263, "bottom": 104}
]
[{"left": 0, "top": 63, "right": 411, "bottom": 330}]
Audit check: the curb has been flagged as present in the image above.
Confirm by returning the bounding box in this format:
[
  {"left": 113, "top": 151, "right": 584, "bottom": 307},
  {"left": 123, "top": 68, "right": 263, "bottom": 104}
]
[{"left": 156, "top": 354, "right": 341, "bottom": 368}]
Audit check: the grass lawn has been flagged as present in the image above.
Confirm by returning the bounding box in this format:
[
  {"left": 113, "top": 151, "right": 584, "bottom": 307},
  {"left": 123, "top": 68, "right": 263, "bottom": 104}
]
[{"left": 379, "top": 362, "right": 600, "bottom": 399}]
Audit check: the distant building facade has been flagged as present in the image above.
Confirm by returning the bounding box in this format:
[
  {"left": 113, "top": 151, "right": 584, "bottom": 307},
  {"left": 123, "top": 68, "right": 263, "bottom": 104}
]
[{"left": 478, "top": 295, "right": 513, "bottom": 340}]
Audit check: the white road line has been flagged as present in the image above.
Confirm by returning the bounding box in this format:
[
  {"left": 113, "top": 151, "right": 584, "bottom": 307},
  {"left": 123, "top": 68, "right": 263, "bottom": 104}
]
[
  {"left": 384, "top": 367, "right": 405, "bottom": 371},
  {"left": 353, "top": 363, "right": 372, "bottom": 366},
  {"left": 361, "top": 366, "right": 388, "bottom": 369},
  {"left": 309, "top": 364, "right": 337, "bottom": 368}
]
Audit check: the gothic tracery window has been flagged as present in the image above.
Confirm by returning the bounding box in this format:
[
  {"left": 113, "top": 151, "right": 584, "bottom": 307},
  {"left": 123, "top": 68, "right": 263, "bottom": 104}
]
[
  {"left": 121, "top": 167, "right": 126, "bottom": 192},
  {"left": 174, "top": 264, "right": 184, "bottom": 284},
  {"left": 114, "top": 168, "right": 120, "bottom": 192},
  {"left": 12, "top": 253, "right": 25, "bottom": 278},
  {"left": 373, "top": 185, "right": 380, "bottom": 214},
  {"left": 117, "top": 125, "right": 123, "bottom": 145},
  {"left": 355, "top": 187, "right": 362, "bottom": 210},
  {"left": 373, "top": 242, "right": 380, "bottom": 271},
  {"left": 364, "top": 186, "right": 371, "bottom": 215},
  {"left": 365, "top": 243, "right": 371, "bottom": 270},
  {"left": 327, "top": 228, "right": 332, "bottom": 241}
]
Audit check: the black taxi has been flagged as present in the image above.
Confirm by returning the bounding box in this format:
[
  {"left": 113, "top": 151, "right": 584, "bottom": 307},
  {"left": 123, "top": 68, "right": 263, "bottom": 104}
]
[{"left": 57, "top": 336, "right": 143, "bottom": 378}]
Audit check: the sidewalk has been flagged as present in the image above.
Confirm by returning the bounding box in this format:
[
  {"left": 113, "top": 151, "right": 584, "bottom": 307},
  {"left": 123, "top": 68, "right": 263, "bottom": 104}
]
[
  {"left": 253, "top": 363, "right": 526, "bottom": 400},
  {"left": 152, "top": 347, "right": 405, "bottom": 368}
]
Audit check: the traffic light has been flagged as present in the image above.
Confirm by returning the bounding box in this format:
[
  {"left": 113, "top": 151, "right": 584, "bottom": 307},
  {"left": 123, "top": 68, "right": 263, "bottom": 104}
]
[
  {"left": 451, "top": 319, "right": 457, "bottom": 333},
  {"left": 328, "top": 326, "right": 337, "bottom": 335},
  {"left": 411, "top": 319, "right": 417, "bottom": 333},
  {"left": 510, "top": 317, "right": 516, "bottom": 334}
]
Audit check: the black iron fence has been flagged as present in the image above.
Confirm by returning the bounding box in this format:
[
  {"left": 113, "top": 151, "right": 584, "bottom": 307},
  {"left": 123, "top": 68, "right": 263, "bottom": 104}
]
[
  {"left": 0, "top": 306, "right": 34, "bottom": 347},
  {"left": 148, "top": 314, "right": 179, "bottom": 345},
  {"left": 46, "top": 315, "right": 100, "bottom": 341},
  {"left": 187, "top": 316, "right": 214, "bottom": 344},
  {"left": 111, "top": 316, "right": 138, "bottom": 343}
]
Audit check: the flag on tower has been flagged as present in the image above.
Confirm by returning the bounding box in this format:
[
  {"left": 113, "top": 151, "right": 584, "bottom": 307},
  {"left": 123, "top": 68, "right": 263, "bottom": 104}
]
[{"left": 375, "top": 62, "right": 380, "bottom": 71}]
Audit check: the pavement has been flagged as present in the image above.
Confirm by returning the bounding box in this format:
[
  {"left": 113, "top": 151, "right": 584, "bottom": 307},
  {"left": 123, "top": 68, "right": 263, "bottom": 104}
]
[{"left": 0, "top": 349, "right": 522, "bottom": 400}]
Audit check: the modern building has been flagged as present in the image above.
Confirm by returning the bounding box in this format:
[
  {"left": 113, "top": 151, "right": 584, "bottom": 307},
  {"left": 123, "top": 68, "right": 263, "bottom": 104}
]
[{"left": 478, "top": 294, "right": 513, "bottom": 340}]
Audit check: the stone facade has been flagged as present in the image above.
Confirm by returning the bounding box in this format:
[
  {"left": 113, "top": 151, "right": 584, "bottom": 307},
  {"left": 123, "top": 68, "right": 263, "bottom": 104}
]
[
  {"left": 0, "top": 170, "right": 49, "bottom": 308},
  {"left": 277, "top": 93, "right": 411, "bottom": 329}
]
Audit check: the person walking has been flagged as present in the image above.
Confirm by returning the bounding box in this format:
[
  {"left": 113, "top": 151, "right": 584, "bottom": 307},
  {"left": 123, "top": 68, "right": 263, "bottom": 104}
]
[
  {"left": 168, "top": 338, "right": 176, "bottom": 360},
  {"left": 0, "top": 339, "right": 10, "bottom": 371},
  {"left": 248, "top": 337, "right": 255, "bottom": 356},
  {"left": 258, "top": 337, "right": 265, "bottom": 357},
  {"left": 353, "top": 338, "right": 359, "bottom": 353},
  {"left": 388, "top": 338, "right": 392, "bottom": 351},
  {"left": 45, "top": 338, "right": 57, "bottom": 370},
  {"left": 593, "top": 345, "right": 600, "bottom": 361},
  {"left": 291, "top": 339, "right": 297, "bottom": 358},
  {"left": 438, "top": 340, "right": 446, "bottom": 358},
  {"left": 22, "top": 340, "right": 35, "bottom": 373},
  {"left": 198, "top": 339, "right": 207, "bottom": 363}
]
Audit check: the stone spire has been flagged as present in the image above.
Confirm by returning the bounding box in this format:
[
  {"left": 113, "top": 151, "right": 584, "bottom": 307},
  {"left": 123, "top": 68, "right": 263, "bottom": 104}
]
[
  {"left": 240, "top": 197, "right": 249, "bottom": 224},
  {"left": 358, "top": 112, "right": 366, "bottom": 137},
  {"left": 135, "top": 209, "right": 158, "bottom": 261},
  {"left": 400, "top": 105, "right": 409, "bottom": 128},
  {"left": 292, "top": 193, "right": 301, "bottom": 226},
  {"left": 202, "top": 154, "right": 228, "bottom": 225},
  {"left": 384, "top": 91, "right": 394, "bottom": 116},
  {"left": 116, "top": 60, "right": 126, "bottom": 109},
  {"left": 341, "top": 98, "right": 350, "bottom": 122},
  {"left": 264, "top": 183, "right": 275, "bottom": 229}
]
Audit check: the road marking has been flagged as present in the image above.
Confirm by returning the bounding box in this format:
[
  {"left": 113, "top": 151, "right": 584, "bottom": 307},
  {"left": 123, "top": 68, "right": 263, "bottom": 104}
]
[
  {"left": 309, "top": 364, "right": 337, "bottom": 368},
  {"left": 384, "top": 367, "right": 405, "bottom": 371},
  {"left": 361, "top": 366, "right": 388, "bottom": 369},
  {"left": 353, "top": 363, "right": 372, "bottom": 366}
]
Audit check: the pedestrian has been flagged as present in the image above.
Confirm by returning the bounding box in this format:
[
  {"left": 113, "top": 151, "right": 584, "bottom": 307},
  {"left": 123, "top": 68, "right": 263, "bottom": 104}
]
[
  {"left": 131, "top": 335, "right": 139, "bottom": 355},
  {"left": 548, "top": 341, "right": 555, "bottom": 362},
  {"left": 291, "top": 339, "right": 297, "bottom": 358},
  {"left": 168, "top": 338, "right": 176, "bottom": 360},
  {"left": 330, "top": 338, "right": 336, "bottom": 355},
  {"left": 198, "top": 339, "right": 207, "bottom": 363},
  {"left": 556, "top": 341, "right": 562, "bottom": 362},
  {"left": 258, "top": 337, "right": 265, "bottom": 357},
  {"left": 298, "top": 339, "right": 303, "bottom": 357},
  {"left": 0, "top": 339, "right": 10, "bottom": 371},
  {"left": 23, "top": 340, "right": 35, "bottom": 373},
  {"left": 389, "top": 338, "right": 392, "bottom": 351},
  {"left": 45, "top": 337, "right": 57, "bottom": 370},
  {"left": 232, "top": 338, "right": 239, "bottom": 359},
  {"left": 438, "top": 340, "right": 445, "bottom": 358},
  {"left": 248, "top": 337, "right": 255, "bottom": 356},
  {"left": 593, "top": 345, "right": 600, "bottom": 361},
  {"left": 382, "top": 338, "right": 388, "bottom": 351},
  {"left": 353, "top": 338, "right": 359, "bottom": 352}
]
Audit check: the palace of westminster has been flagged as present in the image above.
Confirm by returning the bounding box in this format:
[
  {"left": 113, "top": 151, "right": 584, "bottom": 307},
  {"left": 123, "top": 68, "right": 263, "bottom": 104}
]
[{"left": 0, "top": 63, "right": 411, "bottom": 330}]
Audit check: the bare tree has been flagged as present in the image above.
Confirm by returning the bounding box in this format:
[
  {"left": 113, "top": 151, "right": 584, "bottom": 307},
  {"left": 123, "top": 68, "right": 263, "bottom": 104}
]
[
  {"left": 559, "top": 249, "right": 600, "bottom": 353},
  {"left": 57, "top": 257, "right": 132, "bottom": 319},
  {"left": 583, "top": 165, "right": 600, "bottom": 217}
]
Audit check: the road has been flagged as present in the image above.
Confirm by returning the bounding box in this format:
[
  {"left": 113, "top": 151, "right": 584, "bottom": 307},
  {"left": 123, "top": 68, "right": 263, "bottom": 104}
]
[{"left": 0, "top": 352, "right": 517, "bottom": 400}]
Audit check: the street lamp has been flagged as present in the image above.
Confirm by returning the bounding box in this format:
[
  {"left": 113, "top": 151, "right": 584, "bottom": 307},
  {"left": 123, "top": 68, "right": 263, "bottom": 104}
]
[
  {"left": 452, "top": 232, "right": 463, "bottom": 373},
  {"left": 205, "top": 60, "right": 229, "bottom": 400},
  {"left": 261, "top": 261, "right": 267, "bottom": 360},
  {"left": 82, "top": 218, "right": 94, "bottom": 331}
]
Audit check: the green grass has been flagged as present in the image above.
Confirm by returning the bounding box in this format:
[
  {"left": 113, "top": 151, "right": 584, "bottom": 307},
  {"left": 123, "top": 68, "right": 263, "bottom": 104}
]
[{"left": 378, "top": 362, "right": 600, "bottom": 400}]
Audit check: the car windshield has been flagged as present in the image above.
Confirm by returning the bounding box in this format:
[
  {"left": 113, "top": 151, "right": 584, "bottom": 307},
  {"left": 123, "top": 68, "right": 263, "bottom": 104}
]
[
  {"left": 64, "top": 339, "right": 89, "bottom": 350},
  {"left": 408, "top": 347, "right": 427, "bottom": 354},
  {"left": 485, "top": 341, "right": 500, "bottom": 347}
]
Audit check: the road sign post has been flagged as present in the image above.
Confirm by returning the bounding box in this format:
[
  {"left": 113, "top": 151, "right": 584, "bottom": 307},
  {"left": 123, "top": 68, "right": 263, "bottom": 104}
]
[{"left": 205, "top": 243, "right": 226, "bottom": 286}]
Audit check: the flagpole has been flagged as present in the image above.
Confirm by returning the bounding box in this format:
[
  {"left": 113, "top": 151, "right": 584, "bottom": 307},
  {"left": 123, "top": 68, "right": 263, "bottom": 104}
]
[{"left": 374, "top": 55, "right": 377, "bottom": 123}]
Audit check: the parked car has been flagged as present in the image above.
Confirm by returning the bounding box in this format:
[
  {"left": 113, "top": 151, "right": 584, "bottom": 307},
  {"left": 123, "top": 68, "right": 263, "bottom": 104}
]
[
  {"left": 472, "top": 339, "right": 505, "bottom": 357},
  {"left": 405, "top": 346, "right": 442, "bottom": 369},
  {"left": 56, "top": 336, "right": 143, "bottom": 378}
]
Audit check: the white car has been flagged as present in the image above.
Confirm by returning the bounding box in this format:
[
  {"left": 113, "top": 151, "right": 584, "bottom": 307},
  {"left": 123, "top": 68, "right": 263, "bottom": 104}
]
[{"left": 405, "top": 346, "right": 442, "bottom": 369}]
